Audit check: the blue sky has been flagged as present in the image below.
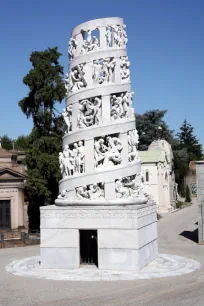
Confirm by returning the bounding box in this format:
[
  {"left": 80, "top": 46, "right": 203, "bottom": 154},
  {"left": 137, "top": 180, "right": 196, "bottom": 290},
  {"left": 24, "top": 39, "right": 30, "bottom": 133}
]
[{"left": 0, "top": 0, "right": 203, "bottom": 145}]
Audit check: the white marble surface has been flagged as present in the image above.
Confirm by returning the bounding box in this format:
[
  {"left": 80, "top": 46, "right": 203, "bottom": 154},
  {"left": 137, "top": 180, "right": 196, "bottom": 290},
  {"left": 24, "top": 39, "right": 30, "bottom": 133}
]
[
  {"left": 6, "top": 253, "right": 200, "bottom": 281},
  {"left": 41, "top": 247, "right": 79, "bottom": 269}
]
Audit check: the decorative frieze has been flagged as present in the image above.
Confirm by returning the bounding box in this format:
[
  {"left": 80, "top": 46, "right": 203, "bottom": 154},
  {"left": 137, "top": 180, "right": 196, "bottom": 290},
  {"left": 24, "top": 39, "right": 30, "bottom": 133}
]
[{"left": 41, "top": 205, "right": 156, "bottom": 219}]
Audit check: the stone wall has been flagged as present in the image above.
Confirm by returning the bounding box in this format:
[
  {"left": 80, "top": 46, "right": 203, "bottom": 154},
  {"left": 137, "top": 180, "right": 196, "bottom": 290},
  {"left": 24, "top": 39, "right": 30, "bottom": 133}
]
[{"left": 196, "top": 161, "right": 204, "bottom": 243}]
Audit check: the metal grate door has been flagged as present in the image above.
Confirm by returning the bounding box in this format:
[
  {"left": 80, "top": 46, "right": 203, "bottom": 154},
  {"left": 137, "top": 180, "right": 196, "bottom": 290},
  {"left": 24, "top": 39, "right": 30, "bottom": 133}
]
[{"left": 0, "top": 200, "right": 11, "bottom": 229}]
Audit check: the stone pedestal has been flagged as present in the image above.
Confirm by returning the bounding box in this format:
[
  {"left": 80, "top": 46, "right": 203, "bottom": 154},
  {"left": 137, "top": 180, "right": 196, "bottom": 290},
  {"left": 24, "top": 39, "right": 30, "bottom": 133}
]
[{"left": 40, "top": 202, "right": 158, "bottom": 271}]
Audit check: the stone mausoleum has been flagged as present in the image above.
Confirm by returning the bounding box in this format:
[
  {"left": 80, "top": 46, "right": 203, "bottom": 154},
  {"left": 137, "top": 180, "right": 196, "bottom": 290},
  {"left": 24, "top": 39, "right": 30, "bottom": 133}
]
[
  {"left": 40, "top": 17, "right": 158, "bottom": 271},
  {"left": 0, "top": 141, "right": 27, "bottom": 230},
  {"left": 139, "top": 139, "right": 177, "bottom": 214}
]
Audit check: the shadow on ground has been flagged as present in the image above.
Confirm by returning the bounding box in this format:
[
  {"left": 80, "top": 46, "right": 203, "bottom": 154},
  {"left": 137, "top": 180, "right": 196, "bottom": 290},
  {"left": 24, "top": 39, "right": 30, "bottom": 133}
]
[{"left": 180, "top": 228, "right": 198, "bottom": 243}]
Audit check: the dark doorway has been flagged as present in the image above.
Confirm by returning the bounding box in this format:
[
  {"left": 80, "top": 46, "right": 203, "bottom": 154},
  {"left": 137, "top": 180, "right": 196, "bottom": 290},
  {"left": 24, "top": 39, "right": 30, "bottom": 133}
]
[
  {"left": 0, "top": 200, "right": 11, "bottom": 229},
  {"left": 80, "top": 230, "right": 98, "bottom": 266}
]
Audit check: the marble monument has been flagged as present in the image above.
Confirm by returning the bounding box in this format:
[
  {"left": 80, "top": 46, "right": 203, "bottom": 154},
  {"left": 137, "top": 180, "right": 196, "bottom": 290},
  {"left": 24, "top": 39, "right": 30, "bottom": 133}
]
[{"left": 40, "top": 17, "right": 158, "bottom": 271}]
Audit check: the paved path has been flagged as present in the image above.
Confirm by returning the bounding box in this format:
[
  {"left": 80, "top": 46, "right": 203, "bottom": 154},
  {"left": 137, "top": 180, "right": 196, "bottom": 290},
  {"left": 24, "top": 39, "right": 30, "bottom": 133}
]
[{"left": 1, "top": 203, "right": 204, "bottom": 306}]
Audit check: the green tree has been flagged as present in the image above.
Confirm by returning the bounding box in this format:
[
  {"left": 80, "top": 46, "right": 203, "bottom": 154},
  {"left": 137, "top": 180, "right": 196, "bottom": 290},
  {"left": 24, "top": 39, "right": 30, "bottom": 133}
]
[
  {"left": 14, "top": 135, "right": 29, "bottom": 151},
  {"left": 177, "top": 119, "right": 203, "bottom": 161},
  {"left": 136, "top": 109, "right": 174, "bottom": 150},
  {"left": 1, "top": 135, "right": 13, "bottom": 150},
  {"left": 19, "top": 47, "right": 66, "bottom": 230},
  {"left": 19, "top": 47, "right": 66, "bottom": 134}
]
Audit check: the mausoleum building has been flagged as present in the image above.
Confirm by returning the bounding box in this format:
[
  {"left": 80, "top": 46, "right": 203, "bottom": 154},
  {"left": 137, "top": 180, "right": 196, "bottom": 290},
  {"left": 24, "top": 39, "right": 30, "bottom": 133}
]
[
  {"left": 0, "top": 141, "right": 27, "bottom": 230},
  {"left": 139, "top": 139, "right": 177, "bottom": 214}
]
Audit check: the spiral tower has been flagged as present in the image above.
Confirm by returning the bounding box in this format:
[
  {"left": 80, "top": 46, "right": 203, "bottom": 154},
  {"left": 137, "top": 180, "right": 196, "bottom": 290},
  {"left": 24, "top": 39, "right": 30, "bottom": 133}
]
[
  {"left": 56, "top": 17, "right": 146, "bottom": 205},
  {"left": 41, "top": 18, "right": 158, "bottom": 271}
]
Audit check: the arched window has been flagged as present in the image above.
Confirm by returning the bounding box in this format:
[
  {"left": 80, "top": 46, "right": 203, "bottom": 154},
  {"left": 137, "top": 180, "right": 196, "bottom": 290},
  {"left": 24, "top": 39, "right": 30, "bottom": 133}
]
[{"left": 145, "top": 170, "right": 149, "bottom": 182}]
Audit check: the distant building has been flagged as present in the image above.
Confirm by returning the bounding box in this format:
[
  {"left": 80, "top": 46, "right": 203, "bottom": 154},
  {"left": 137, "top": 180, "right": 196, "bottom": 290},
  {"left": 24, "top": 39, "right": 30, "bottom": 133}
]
[
  {"left": 0, "top": 140, "right": 27, "bottom": 230},
  {"left": 184, "top": 161, "right": 197, "bottom": 197},
  {"left": 139, "top": 139, "right": 177, "bottom": 214}
]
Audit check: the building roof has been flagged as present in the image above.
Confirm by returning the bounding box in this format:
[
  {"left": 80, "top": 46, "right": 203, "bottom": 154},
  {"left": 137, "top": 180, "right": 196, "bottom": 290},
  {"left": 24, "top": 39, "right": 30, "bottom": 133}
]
[
  {"left": 139, "top": 150, "right": 166, "bottom": 163},
  {"left": 0, "top": 147, "right": 13, "bottom": 158}
]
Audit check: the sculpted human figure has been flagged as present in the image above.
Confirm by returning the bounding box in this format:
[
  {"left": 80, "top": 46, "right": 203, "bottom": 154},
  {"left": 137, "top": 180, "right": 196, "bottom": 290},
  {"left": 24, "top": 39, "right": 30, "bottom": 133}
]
[
  {"left": 62, "top": 104, "right": 72, "bottom": 133},
  {"left": 94, "top": 138, "right": 108, "bottom": 167},
  {"left": 57, "top": 189, "right": 68, "bottom": 200},
  {"left": 65, "top": 73, "right": 69, "bottom": 93},
  {"left": 101, "top": 57, "right": 116, "bottom": 83},
  {"left": 70, "top": 64, "right": 87, "bottom": 92},
  {"left": 93, "top": 60, "right": 102, "bottom": 85},
  {"left": 63, "top": 145, "right": 73, "bottom": 176},
  {"left": 128, "top": 129, "right": 139, "bottom": 161},
  {"left": 112, "top": 25, "right": 119, "bottom": 47},
  {"left": 76, "top": 186, "right": 89, "bottom": 199},
  {"left": 89, "top": 36, "right": 99, "bottom": 51},
  {"left": 78, "top": 141, "right": 85, "bottom": 173},
  {"left": 123, "top": 25, "right": 128, "bottom": 46},
  {"left": 73, "top": 143, "right": 81, "bottom": 174},
  {"left": 111, "top": 94, "right": 124, "bottom": 119},
  {"left": 120, "top": 56, "right": 130, "bottom": 81},
  {"left": 115, "top": 177, "right": 130, "bottom": 198},
  {"left": 93, "top": 97, "right": 102, "bottom": 124},
  {"left": 88, "top": 184, "right": 104, "bottom": 199},
  {"left": 68, "top": 37, "right": 77, "bottom": 60},
  {"left": 123, "top": 176, "right": 140, "bottom": 198},
  {"left": 59, "top": 152, "right": 64, "bottom": 175},
  {"left": 81, "top": 40, "right": 88, "bottom": 53},
  {"left": 102, "top": 136, "right": 123, "bottom": 167},
  {"left": 105, "top": 26, "right": 112, "bottom": 47},
  {"left": 81, "top": 28, "right": 99, "bottom": 53},
  {"left": 78, "top": 97, "right": 102, "bottom": 128}
]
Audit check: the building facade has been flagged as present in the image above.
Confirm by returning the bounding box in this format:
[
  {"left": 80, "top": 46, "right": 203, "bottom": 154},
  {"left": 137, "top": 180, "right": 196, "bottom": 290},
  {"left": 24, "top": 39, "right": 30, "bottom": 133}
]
[
  {"left": 0, "top": 141, "right": 27, "bottom": 230},
  {"left": 139, "top": 139, "right": 177, "bottom": 214}
]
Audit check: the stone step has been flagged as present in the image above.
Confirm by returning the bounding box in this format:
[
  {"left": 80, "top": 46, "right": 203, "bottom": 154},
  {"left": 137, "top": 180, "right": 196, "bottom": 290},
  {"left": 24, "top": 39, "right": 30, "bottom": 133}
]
[{"left": 0, "top": 238, "right": 40, "bottom": 249}]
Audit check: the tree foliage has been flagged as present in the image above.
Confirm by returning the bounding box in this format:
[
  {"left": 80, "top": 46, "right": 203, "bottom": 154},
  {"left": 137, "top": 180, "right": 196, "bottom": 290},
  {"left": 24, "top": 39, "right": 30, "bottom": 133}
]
[
  {"left": 19, "top": 47, "right": 66, "bottom": 230},
  {"left": 177, "top": 119, "right": 203, "bottom": 161},
  {"left": 19, "top": 47, "right": 66, "bottom": 134},
  {"left": 1, "top": 135, "right": 13, "bottom": 150},
  {"left": 136, "top": 109, "right": 174, "bottom": 150}
]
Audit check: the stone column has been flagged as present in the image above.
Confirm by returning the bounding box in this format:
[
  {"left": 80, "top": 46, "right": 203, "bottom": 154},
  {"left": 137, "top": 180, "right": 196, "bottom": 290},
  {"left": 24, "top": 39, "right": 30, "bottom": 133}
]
[
  {"left": 85, "top": 138, "right": 95, "bottom": 174},
  {"left": 72, "top": 102, "right": 78, "bottom": 132},
  {"left": 102, "top": 95, "right": 110, "bottom": 124},
  {"left": 99, "top": 27, "right": 107, "bottom": 49}
]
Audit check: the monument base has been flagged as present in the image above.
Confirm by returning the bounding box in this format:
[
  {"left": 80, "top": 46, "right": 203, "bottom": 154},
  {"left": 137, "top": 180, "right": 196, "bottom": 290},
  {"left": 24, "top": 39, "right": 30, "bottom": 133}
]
[{"left": 40, "top": 202, "right": 158, "bottom": 271}]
